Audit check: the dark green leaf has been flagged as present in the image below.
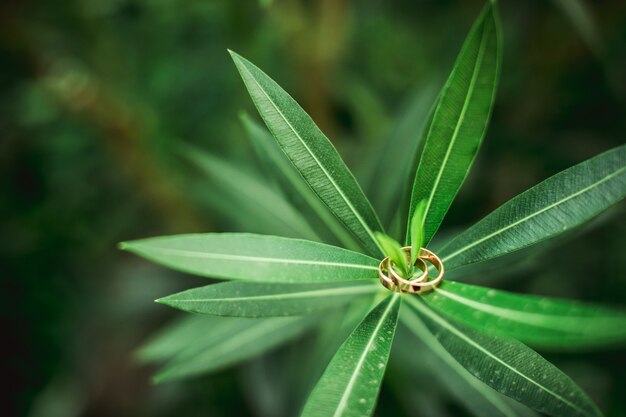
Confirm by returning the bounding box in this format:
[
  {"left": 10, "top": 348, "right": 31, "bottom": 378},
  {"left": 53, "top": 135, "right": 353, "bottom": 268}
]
[
  {"left": 230, "top": 50, "right": 384, "bottom": 257},
  {"left": 421, "top": 281, "right": 626, "bottom": 349},
  {"left": 406, "top": 1, "right": 501, "bottom": 246},
  {"left": 405, "top": 296, "right": 603, "bottom": 417},
  {"left": 440, "top": 145, "right": 626, "bottom": 271},
  {"left": 120, "top": 233, "right": 379, "bottom": 283},
  {"left": 157, "top": 280, "right": 380, "bottom": 317},
  {"left": 301, "top": 294, "right": 401, "bottom": 417},
  {"left": 240, "top": 113, "right": 363, "bottom": 252},
  {"left": 399, "top": 308, "right": 536, "bottom": 417}
]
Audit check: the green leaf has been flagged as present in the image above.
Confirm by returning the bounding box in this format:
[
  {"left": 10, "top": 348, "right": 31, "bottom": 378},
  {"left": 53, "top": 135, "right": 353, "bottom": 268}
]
[
  {"left": 398, "top": 309, "right": 535, "bottom": 417},
  {"left": 421, "top": 281, "right": 626, "bottom": 349},
  {"left": 240, "top": 113, "right": 363, "bottom": 252},
  {"left": 552, "top": 0, "right": 600, "bottom": 52},
  {"left": 136, "top": 314, "right": 222, "bottom": 364},
  {"left": 301, "top": 294, "right": 401, "bottom": 417},
  {"left": 409, "top": 199, "right": 427, "bottom": 265},
  {"left": 152, "top": 315, "right": 315, "bottom": 382},
  {"left": 181, "top": 144, "right": 321, "bottom": 241},
  {"left": 229, "top": 50, "right": 385, "bottom": 257},
  {"left": 374, "top": 232, "right": 408, "bottom": 277},
  {"left": 157, "top": 280, "right": 380, "bottom": 317},
  {"left": 294, "top": 301, "right": 378, "bottom": 410},
  {"left": 406, "top": 1, "right": 501, "bottom": 246},
  {"left": 363, "top": 83, "right": 439, "bottom": 230},
  {"left": 405, "top": 296, "right": 603, "bottom": 417},
  {"left": 439, "top": 145, "right": 626, "bottom": 271},
  {"left": 120, "top": 233, "right": 379, "bottom": 283}
]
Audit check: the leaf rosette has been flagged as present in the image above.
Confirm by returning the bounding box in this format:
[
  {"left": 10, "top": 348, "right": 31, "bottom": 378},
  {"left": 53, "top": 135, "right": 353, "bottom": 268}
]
[{"left": 122, "top": 1, "right": 626, "bottom": 416}]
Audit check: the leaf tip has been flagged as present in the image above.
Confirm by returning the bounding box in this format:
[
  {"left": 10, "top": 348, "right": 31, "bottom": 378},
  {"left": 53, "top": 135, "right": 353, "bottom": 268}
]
[
  {"left": 227, "top": 49, "right": 242, "bottom": 62},
  {"left": 118, "top": 242, "right": 129, "bottom": 251}
]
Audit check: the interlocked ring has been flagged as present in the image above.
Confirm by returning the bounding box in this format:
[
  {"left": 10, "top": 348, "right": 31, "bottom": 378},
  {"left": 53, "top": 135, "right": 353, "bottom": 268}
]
[
  {"left": 379, "top": 256, "right": 428, "bottom": 292},
  {"left": 378, "top": 246, "right": 444, "bottom": 294}
]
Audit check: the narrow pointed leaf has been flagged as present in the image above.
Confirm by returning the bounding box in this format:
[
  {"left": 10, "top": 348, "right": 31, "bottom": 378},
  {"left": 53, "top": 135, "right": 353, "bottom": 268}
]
[
  {"left": 406, "top": 296, "right": 603, "bottom": 417},
  {"left": 230, "top": 50, "right": 384, "bottom": 257},
  {"left": 375, "top": 232, "right": 408, "bottom": 277},
  {"left": 301, "top": 294, "right": 401, "bottom": 417},
  {"left": 182, "top": 144, "right": 320, "bottom": 241},
  {"left": 410, "top": 199, "right": 427, "bottom": 264},
  {"left": 153, "top": 315, "right": 315, "bottom": 382},
  {"left": 241, "top": 113, "right": 363, "bottom": 252},
  {"left": 136, "top": 315, "right": 223, "bottom": 364},
  {"left": 440, "top": 145, "right": 626, "bottom": 271},
  {"left": 121, "top": 233, "right": 379, "bottom": 283},
  {"left": 363, "top": 84, "right": 439, "bottom": 229},
  {"left": 157, "top": 280, "right": 380, "bottom": 317},
  {"left": 398, "top": 309, "right": 535, "bottom": 417},
  {"left": 294, "top": 301, "right": 377, "bottom": 410},
  {"left": 406, "top": 1, "right": 501, "bottom": 246},
  {"left": 421, "top": 281, "right": 626, "bottom": 349}
]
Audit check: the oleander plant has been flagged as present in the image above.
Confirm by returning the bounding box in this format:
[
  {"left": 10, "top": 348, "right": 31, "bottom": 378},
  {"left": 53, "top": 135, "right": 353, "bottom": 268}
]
[{"left": 121, "top": 1, "right": 626, "bottom": 416}]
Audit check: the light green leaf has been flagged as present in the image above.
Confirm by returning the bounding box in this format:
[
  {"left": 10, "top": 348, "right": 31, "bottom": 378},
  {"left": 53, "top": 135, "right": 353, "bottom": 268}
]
[
  {"left": 229, "top": 50, "right": 385, "bottom": 257},
  {"left": 405, "top": 296, "right": 603, "bottom": 417},
  {"left": 409, "top": 199, "right": 427, "bottom": 265},
  {"left": 240, "top": 113, "right": 363, "bottom": 252},
  {"left": 406, "top": 1, "right": 501, "bottom": 246},
  {"left": 181, "top": 143, "right": 320, "bottom": 241},
  {"left": 421, "top": 280, "right": 626, "bottom": 349},
  {"left": 120, "top": 233, "right": 379, "bottom": 283},
  {"left": 152, "top": 315, "right": 315, "bottom": 382},
  {"left": 157, "top": 280, "right": 380, "bottom": 317},
  {"left": 439, "top": 145, "right": 626, "bottom": 271},
  {"left": 398, "top": 308, "right": 535, "bottom": 417},
  {"left": 374, "top": 232, "right": 408, "bottom": 277},
  {"left": 301, "top": 294, "right": 401, "bottom": 417},
  {"left": 136, "top": 314, "right": 222, "bottom": 364}
]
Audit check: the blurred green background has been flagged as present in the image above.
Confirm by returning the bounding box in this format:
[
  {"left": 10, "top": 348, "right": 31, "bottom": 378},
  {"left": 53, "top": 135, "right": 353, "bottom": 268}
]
[{"left": 2, "top": 0, "right": 626, "bottom": 416}]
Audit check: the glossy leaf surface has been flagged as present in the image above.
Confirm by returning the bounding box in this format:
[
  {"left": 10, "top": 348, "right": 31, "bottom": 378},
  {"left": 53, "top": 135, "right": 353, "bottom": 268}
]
[
  {"left": 301, "top": 294, "right": 400, "bottom": 417},
  {"left": 121, "top": 233, "right": 379, "bottom": 283},
  {"left": 406, "top": 296, "right": 602, "bottom": 417},
  {"left": 440, "top": 145, "right": 626, "bottom": 270},
  {"left": 241, "top": 113, "right": 363, "bottom": 251},
  {"left": 230, "top": 50, "right": 384, "bottom": 257},
  {"left": 406, "top": 1, "right": 501, "bottom": 246},
  {"left": 422, "top": 281, "right": 626, "bottom": 349},
  {"left": 399, "top": 308, "right": 535, "bottom": 417},
  {"left": 157, "top": 280, "right": 379, "bottom": 317}
]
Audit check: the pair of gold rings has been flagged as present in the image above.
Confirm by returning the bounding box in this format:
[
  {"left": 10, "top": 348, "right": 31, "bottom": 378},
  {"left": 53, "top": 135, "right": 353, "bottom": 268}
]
[{"left": 378, "top": 247, "right": 444, "bottom": 294}]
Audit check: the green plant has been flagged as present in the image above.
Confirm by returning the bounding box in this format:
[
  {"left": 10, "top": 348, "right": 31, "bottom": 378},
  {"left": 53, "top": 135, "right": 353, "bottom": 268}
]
[{"left": 121, "top": 1, "right": 626, "bottom": 416}]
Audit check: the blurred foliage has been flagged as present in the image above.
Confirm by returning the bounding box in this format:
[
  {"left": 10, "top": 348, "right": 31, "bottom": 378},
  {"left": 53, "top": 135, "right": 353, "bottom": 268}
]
[{"left": 1, "top": 0, "right": 625, "bottom": 416}]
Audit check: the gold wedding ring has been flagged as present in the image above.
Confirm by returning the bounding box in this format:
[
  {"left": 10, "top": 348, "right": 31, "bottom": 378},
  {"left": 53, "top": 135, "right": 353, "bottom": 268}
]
[{"left": 378, "top": 246, "right": 444, "bottom": 294}]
